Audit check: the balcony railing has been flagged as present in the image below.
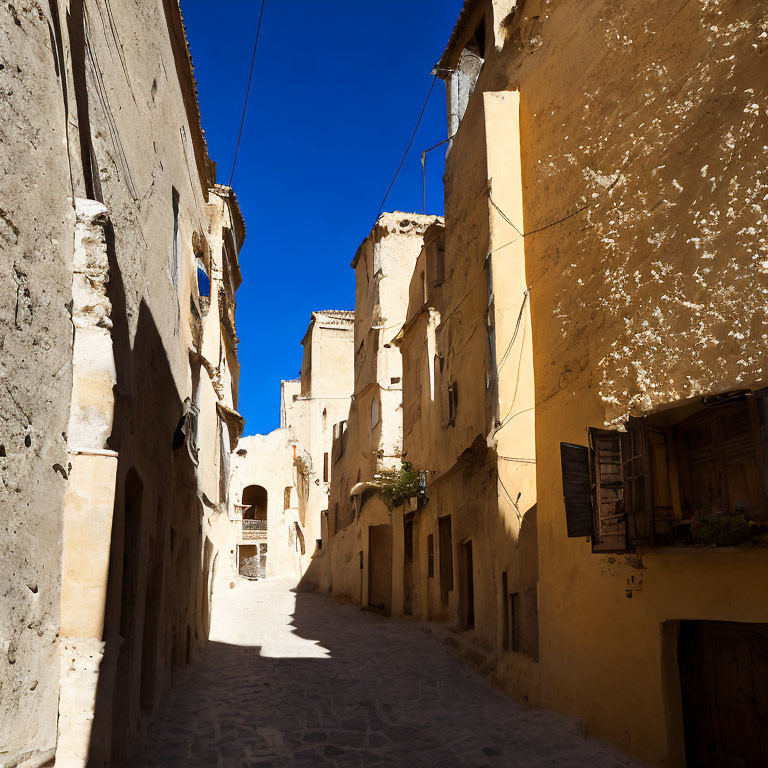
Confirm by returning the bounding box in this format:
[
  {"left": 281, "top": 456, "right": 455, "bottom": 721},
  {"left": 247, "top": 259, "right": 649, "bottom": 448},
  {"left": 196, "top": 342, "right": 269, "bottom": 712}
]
[{"left": 241, "top": 519, "right": 267, "bottom": 540}]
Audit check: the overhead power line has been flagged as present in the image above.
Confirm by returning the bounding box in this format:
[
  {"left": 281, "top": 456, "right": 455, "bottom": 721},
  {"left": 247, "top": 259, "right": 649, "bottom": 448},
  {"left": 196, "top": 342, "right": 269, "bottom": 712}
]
[
  {"left": 374, "top": 73, "right": 438, "bottom": 226},
  {"left": 228, "top": 0, "right": 267, "bottom": 187}
]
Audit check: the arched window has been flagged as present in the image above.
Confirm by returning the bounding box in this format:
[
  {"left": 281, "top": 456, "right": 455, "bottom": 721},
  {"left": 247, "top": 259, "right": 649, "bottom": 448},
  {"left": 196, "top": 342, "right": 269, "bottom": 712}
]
[
  {"left": 370, "top": 396, "right": 380, "bottom": 430},
  {"left": 241, "top": 485, "right": 267, "bottom": 521}
]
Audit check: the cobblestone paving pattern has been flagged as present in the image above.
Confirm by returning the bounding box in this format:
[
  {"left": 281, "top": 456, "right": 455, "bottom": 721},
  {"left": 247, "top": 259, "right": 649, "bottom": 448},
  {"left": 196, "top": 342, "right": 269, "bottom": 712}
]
[{"left": 134, "top": 578, "right": 645, "bottom": 767}]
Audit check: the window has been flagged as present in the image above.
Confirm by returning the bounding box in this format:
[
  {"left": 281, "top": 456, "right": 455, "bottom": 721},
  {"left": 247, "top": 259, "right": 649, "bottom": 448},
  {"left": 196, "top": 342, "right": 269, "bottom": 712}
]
[
  {"left": 561, "top": 391, "right": 768, "bottom": 551},
  {"left": 448, "top": 382, "right": 459, "bottom": 426},
  {"left": 427, "top": 234, "right": 445, "bottom": 287},
  {"left": 172, "top": 397, "right": 199, "bottom": 465},
  {"left": 218, "top": 418, "right": 230, "bottom": 505},
  {"left": 427, "top": 533, "right": 435, "bottom": 577},
  {"left": 502, "top": 572, "right": 511, "bottom": 651},
  {"left": 438, "top": 515, "right": 453, "bottom": 606},
  {"left": 404, "top": 513, "right": 414, "bottom": 565},
  {"left": 371, "top": 396, "right": 380, "bottom": 430},
  {"left": 170, "top": 187, "right": 180, "bottom": 289},
  {"left": 196, "top": 257, "right": 210, "bottom": 298},
  {"left": 323, "top": 452, "right": 329, "bottom": 483},
  {"left": 502, "top": 581, "right": 539, "bottom": 660},
  {"left": 509, "top": 593, "right": 520, "bottom": 651}
]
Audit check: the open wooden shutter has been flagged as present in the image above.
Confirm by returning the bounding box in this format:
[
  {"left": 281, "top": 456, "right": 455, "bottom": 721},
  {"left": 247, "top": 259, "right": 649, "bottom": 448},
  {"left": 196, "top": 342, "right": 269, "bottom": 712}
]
[
  {"left": 589, "top": 429, "right": 627, "bottom": 552},
  {"left": 560, "top": 443, "right": 594, "bottom": 537},
  {"left": 623, "top": 416, "right": 654, "bottom": 545},
  {"left": 754, "top": 389, "right": 768, "bottom": 517},
  {"left": 647, "top": 427, "right": 675, "bottom": 536}
]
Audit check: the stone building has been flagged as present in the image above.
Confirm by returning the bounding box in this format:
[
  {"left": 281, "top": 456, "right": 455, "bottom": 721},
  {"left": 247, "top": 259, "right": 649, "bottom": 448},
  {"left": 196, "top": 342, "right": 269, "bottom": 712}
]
[
  {"left": 0, "top": 2, "right": 243, "bottom": 766},
  {"left": 302, "top": 0, "right": 768, "bottom": 765},
  {"left": 227, "top": 311, "right": 354, "bottom": 583},
  {"left": 304, "top": 214, "right": 442, "bottom": 606}
]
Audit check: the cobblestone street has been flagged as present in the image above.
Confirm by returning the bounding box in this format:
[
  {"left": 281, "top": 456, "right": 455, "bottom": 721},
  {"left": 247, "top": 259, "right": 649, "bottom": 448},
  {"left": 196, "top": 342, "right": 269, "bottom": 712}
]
[{"left": 134, "top": 579, "right": 642, "bottom": 767}]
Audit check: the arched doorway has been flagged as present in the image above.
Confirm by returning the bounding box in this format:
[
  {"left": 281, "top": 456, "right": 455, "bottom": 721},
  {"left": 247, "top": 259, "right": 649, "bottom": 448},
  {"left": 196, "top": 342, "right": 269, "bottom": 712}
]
[{"left": 239, "top": 485, "right": 267, "bottom": 578}]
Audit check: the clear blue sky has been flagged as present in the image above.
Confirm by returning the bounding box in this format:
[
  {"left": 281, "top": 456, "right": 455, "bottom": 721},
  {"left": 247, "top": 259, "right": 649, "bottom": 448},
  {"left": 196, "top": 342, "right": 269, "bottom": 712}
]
[{"left": 181, "top": 0, "right": 463, "bottom": 434}]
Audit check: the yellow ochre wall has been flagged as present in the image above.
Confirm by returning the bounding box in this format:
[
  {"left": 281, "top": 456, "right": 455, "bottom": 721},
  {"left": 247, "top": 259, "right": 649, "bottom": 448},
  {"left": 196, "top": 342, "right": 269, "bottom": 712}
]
[{"left": 485, "top": 0, "right": 768, "bottom": 764}]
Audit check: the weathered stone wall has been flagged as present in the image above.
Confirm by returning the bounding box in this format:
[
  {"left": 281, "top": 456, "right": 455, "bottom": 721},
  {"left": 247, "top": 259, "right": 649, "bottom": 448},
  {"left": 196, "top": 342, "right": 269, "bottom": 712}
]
[
  {"left": 0, "top": 3, "right": 75, "bottom": 763},
  {"left": 1, "top": 1, "right": 244, "bottom": 764}
]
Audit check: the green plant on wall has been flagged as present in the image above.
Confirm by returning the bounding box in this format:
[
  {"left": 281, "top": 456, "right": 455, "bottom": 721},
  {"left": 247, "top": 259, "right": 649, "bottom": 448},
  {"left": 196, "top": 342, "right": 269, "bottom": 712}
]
[
  {"left": 692, "top": 514, "right": 761, "bottom": 547},
  {"left": 373, "top": 462, "right": 424, "bottom": 507}
]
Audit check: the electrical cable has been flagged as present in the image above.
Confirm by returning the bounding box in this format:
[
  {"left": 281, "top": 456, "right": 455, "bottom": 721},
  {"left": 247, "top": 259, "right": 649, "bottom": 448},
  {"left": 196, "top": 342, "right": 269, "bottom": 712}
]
[
  {"left": 496, "top": 289, "right": 530, "bottom": 372},
  {"left": 374, "top": 74, "right": 438, "bottom": 225},
  {"left": 498, "top": 474, "right": 522, "bottom": 522},
  {"left": 228, "top": 0, "right": 266, "bottom": 187}
]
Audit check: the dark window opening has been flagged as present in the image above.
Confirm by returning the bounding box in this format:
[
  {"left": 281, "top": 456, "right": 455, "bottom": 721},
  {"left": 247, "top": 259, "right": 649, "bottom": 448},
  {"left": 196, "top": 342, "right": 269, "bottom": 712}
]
[
  {"left": 427, "top": 231, "right": 446, "bottom": 288},
  {"left": 170, "top": 187, "right": 180, "bottom": 290},
  {"left": 460, "top": 540, "right": 474, "bottom": 629},
  {"left": 448, "top": 382, "right": 459, "bottom": 426},
  {"left": 242, "top": 485, "right": 267, "bottom": 522},
  {"left": 509, "top": 591, "right": 519, "bottom": 651},
  {"left": 467, "top": 16, "right": 486, "bottom": 59},
  {"left": 323, "top": 452, "right": 329, "bottom": 483},
  {"left": 438, "top": 515, "right": 453, "bottom": 606},
  {"left": 404, "top": 513, "right": 414, "bottom": 565},
  {"left": 427, "top": 533, "right": 435, "bottom": 578},
  {"left": 502, "top": 572, "right": 511, "bottom": 651}
]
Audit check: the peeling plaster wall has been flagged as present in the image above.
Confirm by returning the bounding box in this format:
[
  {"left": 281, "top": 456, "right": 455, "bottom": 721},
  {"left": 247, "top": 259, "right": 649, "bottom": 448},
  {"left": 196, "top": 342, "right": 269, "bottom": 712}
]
[
  {"left": 498, "top": 0, "right": 768, "bottom": 424},
  {"left": 0, "top": 3, "right": 74, "bottom": 762},
  {"left": 478, "top": 0, "right": 768, "bottom": 763}
]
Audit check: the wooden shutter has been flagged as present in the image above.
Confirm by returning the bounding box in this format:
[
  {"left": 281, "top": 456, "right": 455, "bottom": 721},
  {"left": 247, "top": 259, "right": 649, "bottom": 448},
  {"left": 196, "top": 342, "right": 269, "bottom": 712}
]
[
  {"left": 589, "top": 429, "right": 627, "bottom": 552},
  {"left": 754, "top": 389, "right": 768, "bottom": 517},
  {"left": 648, "top": 428, "right": 675, "bottom": 536},
  {"left": 560, "top": 443, "right": 594, "bottom": 537},
  {"left": 623, "top": 416, "right": 653, "bottom": 545}
]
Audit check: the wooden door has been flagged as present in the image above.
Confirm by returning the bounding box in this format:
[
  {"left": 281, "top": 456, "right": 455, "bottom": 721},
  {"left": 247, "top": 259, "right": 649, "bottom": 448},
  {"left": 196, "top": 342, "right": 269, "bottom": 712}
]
[
  {"left": 460, "top": 541, "right": 474, "bottom": 630},
  {"left": 368, "top": 524, "right": 393, "bottom": 615},
  {"left": 679, "top": 621, "right": 768, "bottom": 767},
  {"left": 438, "top": 515, "right": 453, "bottom": 607},
  {"left": 403, "top": 513, "right": 415, "bottom": 616}
]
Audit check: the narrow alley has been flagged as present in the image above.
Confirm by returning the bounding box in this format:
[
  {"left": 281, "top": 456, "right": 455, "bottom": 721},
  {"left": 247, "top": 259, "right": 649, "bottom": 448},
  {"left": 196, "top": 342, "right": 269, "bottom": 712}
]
[
  {"left": 4, "top": 2, "right": 768, "bottom": 766},
  {"left": 134, "top": 579, "right": 639, "bottom": 768}
]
